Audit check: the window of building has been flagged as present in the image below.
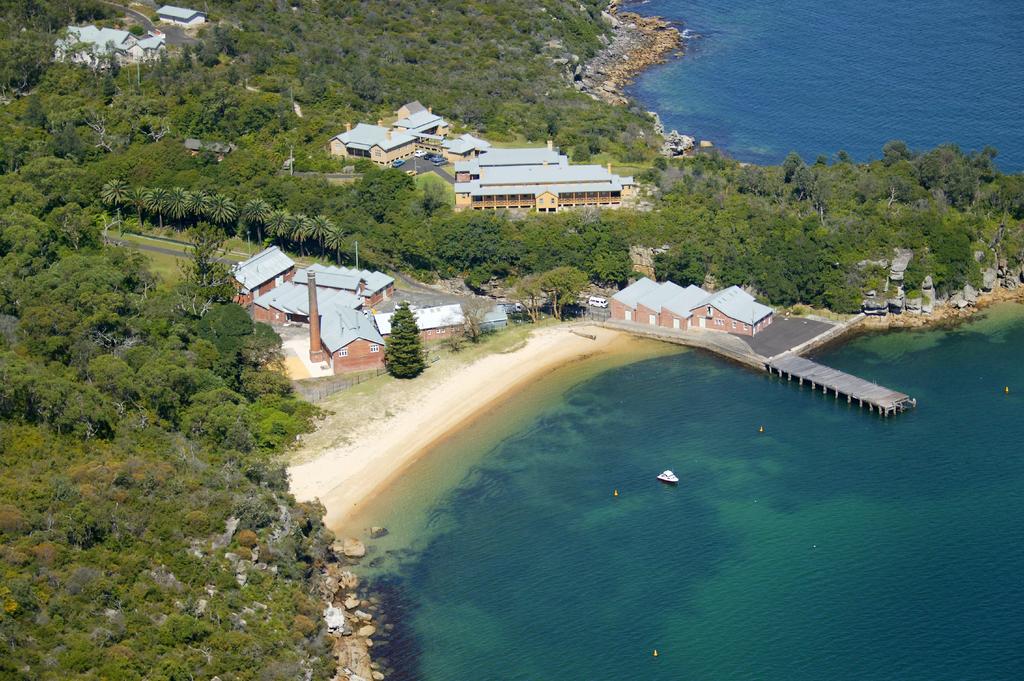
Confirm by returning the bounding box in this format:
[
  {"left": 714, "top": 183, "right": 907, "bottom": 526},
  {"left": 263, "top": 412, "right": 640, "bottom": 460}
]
[
  {"left": 732, "top": 321, "right": 736, "bottom": 329},
  {"left": 370, "top": 344, "right": 380, "bottom": 353},
  {"left": 339, "top": 348, "right": 349, "bottom": 357}
]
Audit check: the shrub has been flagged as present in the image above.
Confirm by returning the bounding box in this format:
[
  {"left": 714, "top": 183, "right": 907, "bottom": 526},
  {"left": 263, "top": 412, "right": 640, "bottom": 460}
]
[{"left": 237, "top": 529, "right": 259, "bottom": 548}]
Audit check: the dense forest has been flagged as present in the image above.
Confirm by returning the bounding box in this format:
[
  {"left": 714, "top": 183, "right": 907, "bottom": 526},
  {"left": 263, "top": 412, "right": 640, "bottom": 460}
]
[{"left": 2, "top": 0, "right": 1024, "bottom": 677}]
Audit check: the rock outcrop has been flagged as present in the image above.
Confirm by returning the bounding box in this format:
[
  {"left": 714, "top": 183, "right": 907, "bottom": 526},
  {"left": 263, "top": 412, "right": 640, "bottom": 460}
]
[{"left": 577, "top": 2, "right": 683, "bottom": 106}]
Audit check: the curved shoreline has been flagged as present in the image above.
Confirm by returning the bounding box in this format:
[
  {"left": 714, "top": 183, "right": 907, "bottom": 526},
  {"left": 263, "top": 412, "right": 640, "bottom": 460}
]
[{"left": 288, "top": 325, "right": 660, "bottom": 532}]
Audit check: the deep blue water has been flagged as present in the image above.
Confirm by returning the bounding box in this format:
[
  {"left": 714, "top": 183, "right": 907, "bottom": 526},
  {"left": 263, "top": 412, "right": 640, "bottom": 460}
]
[
  {"left": 626, "top": 0, "right": 1024, "bottom": 170},
  {"left": 367, "top": 305, "right": 1024, "bottom": 680}
]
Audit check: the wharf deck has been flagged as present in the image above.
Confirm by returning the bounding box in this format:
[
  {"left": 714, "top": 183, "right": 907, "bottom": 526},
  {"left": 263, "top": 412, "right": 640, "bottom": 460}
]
[{"left": 767, "top": 354, "right": 916, "bottom": 416}]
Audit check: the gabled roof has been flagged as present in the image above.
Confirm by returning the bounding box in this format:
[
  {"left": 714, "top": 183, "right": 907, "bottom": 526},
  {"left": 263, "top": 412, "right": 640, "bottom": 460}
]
[
  {"left": 232, "top": 246, "right": 295, "bottom": 291},
  {"left": 694, "top": 286, "right": 773, "bottom": 325},
  {"left": 633, "top": 280, "right": 687, "bottom": 311},
  {"left": 136, "top": 34, "right": 165, "bottom": 50},
  {"left": 252, "top": 282, "right": 361, "bottom": 316},
  {"left": 374, "top": 304, "right": 464, "bottom": 336},
  {"left": 61, "top": 25, "right": 134, "bottom": 54},
  {"left": 455, "top": 147, "right": 565, "bottom": 175},
  {"left": 661, "top": 284, "right": 710, "bottom": 318},
  {"left": 392, "top": 109, "right": 446, "bottom": 134},
  {"left": 157, "top": 5, "right": 204, "bottom": 20},
  {"left": 292, "top": 264, "right": 395, "bottom": 296},
  {"left": 333, "top": 123, "right": 415, "bottom": 152},
  {"left": 442, "top": 133, "right": 491, "bottom": 156},
  {"left": 320, "top": 308, "right": 384, "bottom": 352},
  {"left": 611, "top": 278, "right": 662, "bottom": 308},
  {"left": 398, "top": 100, "right": 427, "bottom": 115}
]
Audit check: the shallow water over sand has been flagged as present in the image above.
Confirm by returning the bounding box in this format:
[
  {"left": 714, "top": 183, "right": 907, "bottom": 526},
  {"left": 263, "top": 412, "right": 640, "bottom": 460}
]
[{"left": 365, "top": 305, "right": 1024, "bottom": 680}]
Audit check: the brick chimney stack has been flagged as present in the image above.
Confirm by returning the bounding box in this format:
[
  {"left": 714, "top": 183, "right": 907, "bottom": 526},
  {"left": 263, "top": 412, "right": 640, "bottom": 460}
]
[
  {"left": 546, "top": 139, "right": 553, "bottom": 151},
  {"left": 345, "top": 122, "right": 352, "bottom": 132},
  {"left": 428, "top": 106, "right": 433, "bottom": 114},
  {"left": 308, "top": 272, "right": 322, "bottom": 362},
  {"left": 607, "top": 162, "right": 612, "bottom": 174}
]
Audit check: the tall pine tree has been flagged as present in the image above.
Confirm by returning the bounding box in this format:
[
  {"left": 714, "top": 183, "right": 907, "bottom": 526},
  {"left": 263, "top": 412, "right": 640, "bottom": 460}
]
[{"left": 385, "top": 302, "right": 426, "bottom": 378}]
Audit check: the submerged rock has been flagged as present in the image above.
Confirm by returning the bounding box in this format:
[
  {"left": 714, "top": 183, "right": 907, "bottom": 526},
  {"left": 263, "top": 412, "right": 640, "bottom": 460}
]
[{"left": 368, "top": 527, "right": 389, "bottom": 539}]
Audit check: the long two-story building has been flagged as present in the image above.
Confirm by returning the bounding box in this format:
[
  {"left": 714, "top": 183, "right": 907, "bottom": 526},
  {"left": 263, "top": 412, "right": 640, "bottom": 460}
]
[{"left": 453, "top": 144, "right": 635, "bottom": 212}]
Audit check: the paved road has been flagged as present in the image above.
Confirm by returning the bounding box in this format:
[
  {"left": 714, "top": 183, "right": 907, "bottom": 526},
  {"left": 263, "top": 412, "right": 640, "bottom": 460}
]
[
  {"left": 742, "top": 316, "right": 835, "bottom": 357},
  {"left": 103, "top": 1, "right": 198, "bottom": 45},
  {"left": 106, "top": 237, "right": 239, "bottom": 265}
]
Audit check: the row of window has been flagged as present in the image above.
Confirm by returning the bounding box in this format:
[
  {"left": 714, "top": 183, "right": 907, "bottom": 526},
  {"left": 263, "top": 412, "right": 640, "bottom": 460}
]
[{"left": 337, "top": 343, "right": 380, "bottom": 358}]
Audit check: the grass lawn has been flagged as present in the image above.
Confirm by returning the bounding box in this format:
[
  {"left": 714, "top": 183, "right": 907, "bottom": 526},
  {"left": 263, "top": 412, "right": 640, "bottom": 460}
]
[
  {"left": 415, "top": 172, "right": 455, "bottom": 206},
  {"left": 139, "top": 248, "right": 184, "bottom": 285}
]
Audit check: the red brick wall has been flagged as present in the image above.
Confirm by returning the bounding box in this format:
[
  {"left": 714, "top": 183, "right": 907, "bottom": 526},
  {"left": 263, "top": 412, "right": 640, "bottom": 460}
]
[
  {"left": 688, "top": 305, "right": 767, "bottom": 337},
  {"left": 331, "top": 338, "right": 385, "bottom": 374},
  {"left": 658, "top": 311, "right": 692, "bottom": 331},
  {"left": 233, "top": 268, "right": 294, "bottom": 308},
  {"left": 253, "top": 306, "right": 287, "bottom": 324},
  {"left": 610, "top": 299, "right": 633, "bottom": 322},
  {"left": 364, "top": 284, "right": 394, "bottom": 308},
  {"left": 635, "top": 303, "right": 661, "bottom": 327}
]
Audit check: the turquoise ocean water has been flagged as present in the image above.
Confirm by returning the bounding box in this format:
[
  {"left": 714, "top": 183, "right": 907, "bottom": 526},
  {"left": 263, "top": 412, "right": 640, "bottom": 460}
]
[
  {"left": 360, "top": 305, "right": 1024, "bottom": 680},
  {"left": 625, "top": 0, "right": 1024, "bottom": 170}
]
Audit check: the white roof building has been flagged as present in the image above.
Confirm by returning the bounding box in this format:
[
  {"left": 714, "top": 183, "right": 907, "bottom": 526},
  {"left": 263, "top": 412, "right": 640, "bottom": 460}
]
[
  {"left": 55, "top": 25, "right": 165, "bottom": 67},
  {"left": 613, "top": 278, "right": 774, "bottom": 329},
  {"left": 156, "top": 5, "right": 206, "bottom": 26},
  {"left": 374, "top": 304, "right": 465, "bottom": 336},
  {"left": 331, "top": 123, "right": 416, "bottom": 154}
]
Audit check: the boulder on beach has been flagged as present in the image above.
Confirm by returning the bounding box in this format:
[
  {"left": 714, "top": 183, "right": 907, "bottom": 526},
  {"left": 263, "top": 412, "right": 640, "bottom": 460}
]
[
  {"left": 963, "top": 284, "right": 978, "bottom": 304},
  {"left": 342, "top": 538, "right": 366, "bottom": 559},
  {"left": 339, "top": 570, "right": 359, "bottom": 590},
  {"left": 357, "top": 625, "right": 377, "bottom": 638},
  {"left": 982, "top": 268, "right": 998, "bottom": 292}
]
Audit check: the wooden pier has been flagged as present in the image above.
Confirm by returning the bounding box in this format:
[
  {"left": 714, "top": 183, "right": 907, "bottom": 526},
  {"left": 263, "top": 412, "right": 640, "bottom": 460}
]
[{"left": 766, "top": 355, "right": 916, "bottom": 417}]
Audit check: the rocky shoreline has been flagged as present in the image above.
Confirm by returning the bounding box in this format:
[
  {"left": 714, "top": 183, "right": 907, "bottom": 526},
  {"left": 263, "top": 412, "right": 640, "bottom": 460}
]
[
  {"left": 575, "top": 0, "right": 684, "bottom": 107},
  {"left": 319, "top": 530, "right": 393, "bottom": 681}
]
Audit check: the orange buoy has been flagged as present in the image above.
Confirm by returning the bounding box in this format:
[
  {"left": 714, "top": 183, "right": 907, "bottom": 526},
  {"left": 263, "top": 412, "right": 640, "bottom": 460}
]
[{"left": 613, "top": 489, "right": 619, "bottom": 497}]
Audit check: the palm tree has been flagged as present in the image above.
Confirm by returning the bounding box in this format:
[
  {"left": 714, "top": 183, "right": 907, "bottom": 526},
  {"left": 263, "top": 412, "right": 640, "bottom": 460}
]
[
  {"left": 127, "top": 186, "right": 147, "bottom": 225},
  {"left": 266, "top": 209, "right": 290, "bottom": 246},
  {"left": 144, "top": 187, "right": 170, "bottom": 229},
  {"left": 184, "top": 190, "right": 212, "bottom": 223},
  {"left": 308, "top": 215, "right": 332, "bottom": 256},
  {"left": 240, "top": 198, "right": 271, "bottom": 244},
  {"left": 100, "top": 179, "right": 129, "bottom": 209},
  {"left": 288, "top": 213, "right": 312, "bottom": 255},
  {"left": 324, "top": 220, "right": 346, "bottom": 265},
  {"left": 166, "top": 187, "right": 190, "bottom": 229},
  {"left": 207, "top": 194, "right": 238, "bottom": 227}
]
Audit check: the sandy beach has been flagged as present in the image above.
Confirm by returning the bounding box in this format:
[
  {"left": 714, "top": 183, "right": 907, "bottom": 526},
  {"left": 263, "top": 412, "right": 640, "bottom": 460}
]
[{"left": 288, "top": 324, "right": 646, "bottom": 530}]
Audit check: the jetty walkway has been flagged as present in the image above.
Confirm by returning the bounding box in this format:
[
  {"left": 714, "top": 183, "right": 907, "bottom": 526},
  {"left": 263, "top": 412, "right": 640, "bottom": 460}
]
[
  {"left": 766, "top": 354, "right": 915, "bottom": 417},
  {"left": 600, "top": 314, "right": 917, "bottom": 417}
]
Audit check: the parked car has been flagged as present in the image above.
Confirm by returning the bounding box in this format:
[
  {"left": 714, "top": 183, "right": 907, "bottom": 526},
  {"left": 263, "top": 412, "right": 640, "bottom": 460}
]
[
  {"left": 392, "top": 158, "right": 406, "bottom": 168},
  {"left": 499, "top": 302, "right": 525, "bottom": 314},
  {"left": 588, "top": 296, "right": 609, "bottom": 308},
  {"left": 425, "top": 153, "right": 445, "bottom": 163},
  {"left": 414, "top": 150, "right": 427, "bottom": 157}
]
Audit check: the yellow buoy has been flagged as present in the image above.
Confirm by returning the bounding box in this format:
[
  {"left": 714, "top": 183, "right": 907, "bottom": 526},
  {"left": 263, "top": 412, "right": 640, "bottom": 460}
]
[
  {"left": 759, "top": 425, "right": 765, "bottom": 433},
  {"left": 1005, "top": 386, "right": 1010, "bottom": 394},
  {"left": 613, "top": 489, "right": 619, "bottom": 497},
  {"left": 653, "top": 649, "right": 659, "bottom": 657}
]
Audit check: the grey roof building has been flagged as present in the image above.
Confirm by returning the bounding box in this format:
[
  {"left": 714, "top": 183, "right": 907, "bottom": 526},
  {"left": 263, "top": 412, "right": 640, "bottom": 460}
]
[
  {"left": 613, "top": 277, "right": 774, "bottom": 333},
  {"left": 320, "top": 308, "right": 385, "bottom": 353},
  {"left": 292, "top": 264, "right": 394, "bottom": 299},
  {"left": 253, "top": 282, "right": 361, "bottom": 318},
  {"left": 232, "top": 246, "right": 295, "bottom": 293},
  {"left": 156, "top": 5, "right": 206, "bottom": 25},
  {"left": 391, "top": 109, "right": 448, "bottom": 136}
]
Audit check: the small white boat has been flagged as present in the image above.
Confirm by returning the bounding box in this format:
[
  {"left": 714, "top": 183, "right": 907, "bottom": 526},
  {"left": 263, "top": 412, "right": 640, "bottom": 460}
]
[{"left": 656, "top": 470, "right": 679, "bottom": 485}]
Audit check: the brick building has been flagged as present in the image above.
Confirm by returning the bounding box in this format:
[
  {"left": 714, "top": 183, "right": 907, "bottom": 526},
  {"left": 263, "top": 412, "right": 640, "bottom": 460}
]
[
  {"left": 374, "top": 304, "right": 465, "bottom": 342},
  {"left": 306, "top": 273, "right": 385, "bottom": 373},
  {"left": 232, "top": 246, "right": 296, "bottom": 307},
  {"left": 611, "top": 277, "right": 774, "bottom": 337},
  {"left": 292, "top": 264, "right": 394, "bottom": 307}
]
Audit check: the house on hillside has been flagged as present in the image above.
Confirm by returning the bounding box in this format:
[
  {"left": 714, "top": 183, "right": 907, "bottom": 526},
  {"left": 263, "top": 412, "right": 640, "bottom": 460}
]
[
  {"left": 395, "top": 101, "right": 427, "bottom": 119},
  {"left": 55, "top": 25, "right": 165, "bottom": 67},
  {"left": 156, "top": 5, "right": 206, "bottom": 26},
  {"left": 184, "top": 138, "right": 236, "bottom": 161},
  {"left": 611, "top": 277, "right": 774, "bottom": 337},
  {"left": 453, "top": 142, "right": 635, "bottom": 213},
  {"left": 374, "top": 304, "right": 465, "bottom": 342},
  {"left": 391, "top": 108, "right": 449, "bottom": 138},
  {"left": 232, "top": 246, "right": 295, "bottom": 307},
  {"left": 328, "top": 123, "right": 417, "bottom": 166}
]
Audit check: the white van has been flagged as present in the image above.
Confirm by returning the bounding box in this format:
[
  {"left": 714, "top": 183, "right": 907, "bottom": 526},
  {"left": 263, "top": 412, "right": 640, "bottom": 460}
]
[{"left": 588, "top": 296, "right": 609, "bottom": 308}]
